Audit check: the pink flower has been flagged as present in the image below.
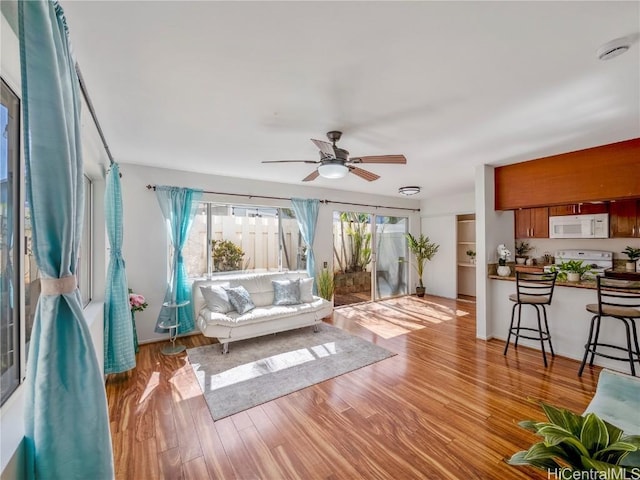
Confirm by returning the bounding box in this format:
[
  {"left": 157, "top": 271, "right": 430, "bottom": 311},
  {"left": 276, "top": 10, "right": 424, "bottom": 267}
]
[{"left": 129, "top": 291, "right": 148, "bottom": 312}]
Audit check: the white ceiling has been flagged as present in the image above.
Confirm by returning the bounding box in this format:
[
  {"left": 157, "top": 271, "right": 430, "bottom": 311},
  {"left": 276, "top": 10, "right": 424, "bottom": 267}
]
[{"left": 60, "top": 1, "right": 640, "bottom": 200}]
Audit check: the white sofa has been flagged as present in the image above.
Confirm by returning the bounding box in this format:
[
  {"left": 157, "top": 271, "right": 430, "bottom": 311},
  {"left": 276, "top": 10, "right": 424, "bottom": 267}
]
[{"left": 192, "top": 271, "right": 333, "bottom": 353}]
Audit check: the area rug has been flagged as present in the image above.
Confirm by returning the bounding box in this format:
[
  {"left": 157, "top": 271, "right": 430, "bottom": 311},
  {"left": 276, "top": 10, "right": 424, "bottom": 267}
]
[{"left": 187, "top": 323, "right": 395, "bottom": 420}]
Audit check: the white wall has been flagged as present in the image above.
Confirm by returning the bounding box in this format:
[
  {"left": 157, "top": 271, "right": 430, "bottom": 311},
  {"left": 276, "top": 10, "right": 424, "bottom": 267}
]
[
  {"left": 475, "top": 165, "right": 515, "bottom": 340},
  {"left": 419, "top": 191, "right": 475, "bottom": 299},
  {"left": 119, "top": 162, "right": 421, "bottom": 343}
]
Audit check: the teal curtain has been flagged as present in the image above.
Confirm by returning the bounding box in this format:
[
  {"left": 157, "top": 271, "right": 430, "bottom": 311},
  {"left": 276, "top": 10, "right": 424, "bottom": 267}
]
[
  {"left": 155, "top": 186, "right": 202, "bottom": 334},
  {"left": 104, "top": 163, "right": 135, "bottom": 373},
  {"left": 291, "top": 198, "right": 320, "bottom": 292},
  {"left": 19, "top": 1, "right": 114, "bottom": 478}
]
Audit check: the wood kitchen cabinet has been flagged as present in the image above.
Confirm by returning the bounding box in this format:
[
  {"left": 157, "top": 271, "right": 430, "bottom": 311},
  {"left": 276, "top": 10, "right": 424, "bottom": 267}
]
[
  {"left": 515, "top": 207, "right": 549, "bottom": 238},
  {"left": 549, "top": 203, "right": 609, "bottom": 216},
  {"left": 610, "top": 199, "right": 640, "bottom": 237}
]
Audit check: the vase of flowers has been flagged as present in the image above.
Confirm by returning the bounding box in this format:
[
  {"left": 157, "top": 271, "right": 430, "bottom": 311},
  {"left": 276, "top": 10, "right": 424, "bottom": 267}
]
[
  {"left": 497, "top": 244, "right": 512, "bottom": 277},
  {"left": 129, "top": 289, "right": 148, "bottom": 353}
]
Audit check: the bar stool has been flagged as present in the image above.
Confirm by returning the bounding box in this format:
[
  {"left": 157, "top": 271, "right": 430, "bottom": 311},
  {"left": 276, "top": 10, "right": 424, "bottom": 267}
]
[
  {"left": 503, "top": 271, "right": 558, "bottom": 367},
  {"left": 578, "top": 277, "right": 640, "bottom": 377}
]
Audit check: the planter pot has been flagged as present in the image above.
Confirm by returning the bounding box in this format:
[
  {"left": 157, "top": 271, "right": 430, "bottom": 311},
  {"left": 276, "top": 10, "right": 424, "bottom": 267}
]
[
  {"left": 497, "top": 265, "right": 511, "bottom": 277},
  {"left": 416, "top": 286, "right": 425, "bottom": 297},
  {"left": 626, "top": 262, "right": 636, "bottom": 272},
  {"left": 515, "top": 257, "right": 526, "bottom": 265},
  {"left": 567, "top": 272, "right": 581, "bottom": 282}
]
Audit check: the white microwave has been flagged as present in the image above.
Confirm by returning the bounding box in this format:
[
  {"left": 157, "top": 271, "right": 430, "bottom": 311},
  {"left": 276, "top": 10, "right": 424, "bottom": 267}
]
[{"left": 549, "top": 214, "right": 609, "bottom": 239}]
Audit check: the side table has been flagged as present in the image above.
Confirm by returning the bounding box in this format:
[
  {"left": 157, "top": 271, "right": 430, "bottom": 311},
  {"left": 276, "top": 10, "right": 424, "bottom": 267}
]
[{"left": 159, "top": 300, "right": 190, "bottom": 356}]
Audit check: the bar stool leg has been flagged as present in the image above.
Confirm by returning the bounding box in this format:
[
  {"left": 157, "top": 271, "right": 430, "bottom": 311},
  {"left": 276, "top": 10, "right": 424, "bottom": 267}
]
[
  {"left": 631, "top": 319, "right": 640, "bottom": 369},
  {"left": 504, "top": 303, "right": 519, "bottom": 356},
  {"left": 534, "top": 305, "right": 548, "bottom": 368},
  {"left": 622, "top": 318, "right": 636, "bottom": 376},
  {"left": 542, "top": 306, "right": 555, "bottom": 357},
  {"left": 514, "top": 304, "right": 523, "bottom": 348},
  {"left": 578, "top": 315, "right": 598, "bottom": 377},
  {"left": 589, "top": 316, "right": 602, "bottom": 367}
]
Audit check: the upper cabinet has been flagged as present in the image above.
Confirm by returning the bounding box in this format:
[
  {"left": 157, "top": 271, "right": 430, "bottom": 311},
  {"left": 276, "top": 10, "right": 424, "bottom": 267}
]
[
  {"left": 515, "top": 207, "right": 549, "bottom": 238},
  {"left": 495, "top": 138, "right": 640, "bottom": 210},
  {"left": 549, "top": 203, "right": 609, "bottom": 216},
  {"left": 610, "top": 199, "right": 640, "bottom": 238}
]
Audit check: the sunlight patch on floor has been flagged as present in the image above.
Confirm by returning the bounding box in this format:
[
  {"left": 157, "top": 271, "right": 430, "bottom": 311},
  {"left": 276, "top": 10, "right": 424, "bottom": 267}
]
[
  {"left": 138, "top": 371, "right": 160, "bottom": 405},
  {"left": 356, "top": 316, "right": 425, "bottom": 339},
  {"left": 198, "top": 342, "right": 339, "bottom": 391}
]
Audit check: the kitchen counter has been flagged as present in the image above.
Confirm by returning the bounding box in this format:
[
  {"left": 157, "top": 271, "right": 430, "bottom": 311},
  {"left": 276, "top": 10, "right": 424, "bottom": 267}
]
[{"left": 488, "top": 273, "right": 598, "bottom": 290}]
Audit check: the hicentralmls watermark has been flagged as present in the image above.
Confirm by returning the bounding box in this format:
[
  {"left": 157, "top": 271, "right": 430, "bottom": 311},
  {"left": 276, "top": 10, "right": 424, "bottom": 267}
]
[{"left": 548, "top": 468, "right": 640, "bottom": 480}]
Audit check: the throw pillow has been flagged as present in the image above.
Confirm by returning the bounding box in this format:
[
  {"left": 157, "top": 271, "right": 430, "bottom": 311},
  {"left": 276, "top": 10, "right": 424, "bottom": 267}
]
[
  {"left": 224, "top": 285, "right": 256, "bottom": 315},
  {"left": 298, "top": 277, "right": 314, "bottom": 303},
  {"left": 200, "top": 283, "right": 232, "bottom": 314},
  {"left": 272, "top": 279, "right": 301, "bottom": 306}
]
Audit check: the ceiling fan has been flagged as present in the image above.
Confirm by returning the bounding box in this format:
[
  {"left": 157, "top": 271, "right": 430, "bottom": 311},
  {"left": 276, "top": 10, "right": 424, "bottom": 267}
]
[{"left": 262, "top": 131, "right": 407, "bottom": 182}]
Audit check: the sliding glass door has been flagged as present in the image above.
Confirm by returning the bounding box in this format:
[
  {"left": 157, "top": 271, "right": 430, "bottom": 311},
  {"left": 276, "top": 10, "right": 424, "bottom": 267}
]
[
  {"left": 332, "top": 211, "right": 408, "bottom": 306},
  {"left": 374, "top": 216, "right": 408, "bottom": 300}
]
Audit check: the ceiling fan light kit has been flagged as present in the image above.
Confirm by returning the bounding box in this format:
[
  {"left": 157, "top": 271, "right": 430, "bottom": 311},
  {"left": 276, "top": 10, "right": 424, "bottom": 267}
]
[
  {"left": 318, "top": 161, "right": 349, "bottom": 179},
  {"left": 262, "top": 131, "right": 407, "bottom": 182},
  {"left": 399, "top": 186, "right": 421, "bottom": 196}
]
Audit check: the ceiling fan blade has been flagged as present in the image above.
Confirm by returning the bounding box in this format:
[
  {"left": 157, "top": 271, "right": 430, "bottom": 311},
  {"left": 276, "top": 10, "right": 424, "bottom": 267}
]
[
  {"left": 302, "top": 170, "right": 320, "bottom": 182},
  {"left": 311, "top": 139, "right": 336, "bottom": 158},
  {"left": 349, "top": 155, "right": 407, "bottom": 164},
  {"left": 348, "top": 166, "right": 380, "bottom": 182},
  {"left": 262, "top": 160, "right": 319, "bottom": 164}
]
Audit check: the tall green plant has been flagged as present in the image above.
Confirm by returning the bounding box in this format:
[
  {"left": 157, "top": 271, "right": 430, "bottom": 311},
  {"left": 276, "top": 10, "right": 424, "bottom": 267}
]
[
  {"left": 336, "top": 212, "right": 372, "bottom": 273},
  {"left": 405, "top": 233, "right": 439, "bottom": 288},
  {"left": 316, "top": 269, "right": 335, "bottom": 301},
  {"left": 508, "top": 402, "right": 640, "bottom": 474}
]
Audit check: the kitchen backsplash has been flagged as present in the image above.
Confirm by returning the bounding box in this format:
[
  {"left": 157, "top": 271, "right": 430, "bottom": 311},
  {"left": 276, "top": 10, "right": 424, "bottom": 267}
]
[{"left": 515, "top": 238, "right": 640, "bottom": 261}]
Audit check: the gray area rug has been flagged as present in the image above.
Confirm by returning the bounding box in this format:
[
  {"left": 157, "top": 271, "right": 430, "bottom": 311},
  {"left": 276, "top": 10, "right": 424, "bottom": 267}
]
[{"left": 187, "top": 323, "right": 395, "bottom": 420}]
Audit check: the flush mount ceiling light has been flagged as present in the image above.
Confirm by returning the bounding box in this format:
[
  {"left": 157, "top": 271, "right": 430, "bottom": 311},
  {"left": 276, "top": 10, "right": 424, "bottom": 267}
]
[
  {"left": 317, "top": 160, "right": 348, "bottom": 179},
  {"left": 398, "top": 186, "right": 421, "bottom": 196},
  {"left": 597, "top": 37, "right": 632, "bottom": 60}
]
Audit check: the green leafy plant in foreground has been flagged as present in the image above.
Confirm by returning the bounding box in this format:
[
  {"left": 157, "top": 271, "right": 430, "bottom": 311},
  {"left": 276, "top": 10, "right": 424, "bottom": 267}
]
[
  {"left": 551, "top": 260, "right": 593, "bottom": 281},
  {"left": 507, "top": 402, "right": 640, "bottom": 475}
]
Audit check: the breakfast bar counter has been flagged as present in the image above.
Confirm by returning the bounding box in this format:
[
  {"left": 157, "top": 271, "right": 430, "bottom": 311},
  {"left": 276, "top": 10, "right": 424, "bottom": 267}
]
[{"left": 488, "top": 272, "right": 635, "bottom": 374}]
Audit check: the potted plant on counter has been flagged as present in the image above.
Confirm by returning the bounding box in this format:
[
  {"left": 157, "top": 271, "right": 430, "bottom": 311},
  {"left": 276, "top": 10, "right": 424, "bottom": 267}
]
[
  {"left": 406, "top": 233, "right": 439, "bottom": 297},
  {"left": 497, "top": 244, "right": 512, "bottom": 277},
  {"left": 514, "top": 241, "right": 531, "bottom": 265},
  {"left": 622, "top": 246, "right": 640, "bottom": 272},
  {"left": 554, "top": 260, "right": 592, "bottom": 282}
]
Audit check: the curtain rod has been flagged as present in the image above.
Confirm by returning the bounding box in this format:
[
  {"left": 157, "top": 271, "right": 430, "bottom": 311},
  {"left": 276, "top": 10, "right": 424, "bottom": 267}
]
[
  {"left": 145, "top": 184, "right": 420, "bottom": 212},
  {"left": 75, "top": 64, "right": 114, "bottom": 165}
]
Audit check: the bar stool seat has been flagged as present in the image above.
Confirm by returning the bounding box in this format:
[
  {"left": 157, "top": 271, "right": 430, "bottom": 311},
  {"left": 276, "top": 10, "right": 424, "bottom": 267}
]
[
  {"left": 585, "top": 304, "right": 640, "bottom": 318},
  {"left": 504, "top": 271, "right": 558, "bottom": 367},
  {"left": 579, "top": 277, "right": 640, "bottom": 377},
  {"left": 508, "top": 293, "right": 550, "bottom": 304}
]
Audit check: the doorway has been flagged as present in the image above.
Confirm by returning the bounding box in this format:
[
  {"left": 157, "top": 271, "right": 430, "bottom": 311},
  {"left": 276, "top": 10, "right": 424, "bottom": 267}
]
[{"left": 332, "top": 211, "right": 408, "bottom": 306}]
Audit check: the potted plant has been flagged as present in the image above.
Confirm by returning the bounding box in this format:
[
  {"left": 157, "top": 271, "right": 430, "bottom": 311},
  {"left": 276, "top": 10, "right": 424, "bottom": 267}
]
[
  {"left": 515, "top": 241, "right": 532, "bottom": 265},
  {"left": 497, "top": 244, "right": 512, "bottom": 277},
  {"left": 554, "top": 259, "right": 592, "bottom": 282},
  {"left": 405, "top": 233, "right": 439, "bottom": 297},
  {"left": 316, "top": 268, "right": 335, "bottom": 303},
  {"left": 622, "top": 246, "right": 640, "bottom": 272},
  {"left": 466, "top": 249, "right": 476, "bottom": 264},
  {"left": 507, "top": 402, "right": 640, "bottom": 475}
]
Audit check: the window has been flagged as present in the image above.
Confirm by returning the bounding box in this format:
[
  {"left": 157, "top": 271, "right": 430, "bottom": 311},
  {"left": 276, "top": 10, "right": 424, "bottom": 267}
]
[
  {"left": 1, "top": 78, "right": 21, "bottom": 406},
  {"left": 79, "top": 174, "right": 92, "bottom": 307},
  {"left": 184, "top": 202, "right": 306, "bottom": 277}
]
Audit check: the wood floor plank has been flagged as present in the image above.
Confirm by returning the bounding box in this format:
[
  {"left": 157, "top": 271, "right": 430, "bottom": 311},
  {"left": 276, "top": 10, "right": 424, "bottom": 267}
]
[{"left": 107, "top": 294, "right": 601, "bottom": 479}]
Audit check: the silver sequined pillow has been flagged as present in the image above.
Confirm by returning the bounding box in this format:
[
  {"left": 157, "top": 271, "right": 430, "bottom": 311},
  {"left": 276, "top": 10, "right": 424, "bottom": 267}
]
[
  {"left": 223, "top": 285, "right": 256, "bottom": 314},
  {"left": 272, "top": 279, "right": 301, "bottom": 306}
]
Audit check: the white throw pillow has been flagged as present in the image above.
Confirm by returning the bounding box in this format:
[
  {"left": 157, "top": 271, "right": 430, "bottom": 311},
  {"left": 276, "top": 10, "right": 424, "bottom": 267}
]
[
  {"left": 200, "top": 283, "right": 232, "bottom": 314},
  {"left": 299, "top": 277, "right": 314, "bottom": 303}
]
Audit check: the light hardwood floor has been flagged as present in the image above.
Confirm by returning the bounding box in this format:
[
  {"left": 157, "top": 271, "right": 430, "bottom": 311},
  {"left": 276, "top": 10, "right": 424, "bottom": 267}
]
[{"left": 106, "top": 295, "right": 602, "bottom": 479}]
